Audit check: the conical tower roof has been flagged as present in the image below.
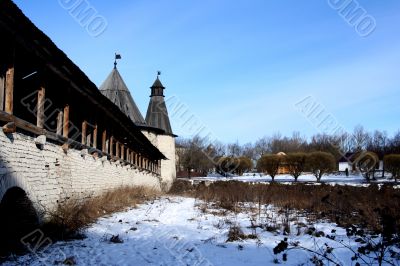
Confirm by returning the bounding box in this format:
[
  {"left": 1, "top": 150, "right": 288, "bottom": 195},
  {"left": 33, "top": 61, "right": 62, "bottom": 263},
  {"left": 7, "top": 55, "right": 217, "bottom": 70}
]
[
  {"left": 145, "top": 76, "right": 173, "bottom": 135},
  {"left": 99, "top": 67, "right": 146, "bottom": 125}
]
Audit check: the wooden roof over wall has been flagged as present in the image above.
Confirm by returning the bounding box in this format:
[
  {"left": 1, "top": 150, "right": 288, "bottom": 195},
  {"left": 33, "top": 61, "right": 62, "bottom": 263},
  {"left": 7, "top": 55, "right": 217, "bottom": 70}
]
[{"left": 0, "top": 0, "right": 165, "bottom": 160}]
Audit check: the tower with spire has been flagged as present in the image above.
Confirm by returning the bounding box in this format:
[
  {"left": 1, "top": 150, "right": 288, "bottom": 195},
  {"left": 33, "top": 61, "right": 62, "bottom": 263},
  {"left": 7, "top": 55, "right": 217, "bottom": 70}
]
[
  {"left": 99, "top": 56, "right": 176, "bottom": 189},
  {"left": 141, "top": 72, "right": 176, "bottom": 187},
  {"left": 99, "top": 57, "right": 146, "bottom": 126},
  {"left": 145, "top": 72, "right": 173, "bottom": 134}
]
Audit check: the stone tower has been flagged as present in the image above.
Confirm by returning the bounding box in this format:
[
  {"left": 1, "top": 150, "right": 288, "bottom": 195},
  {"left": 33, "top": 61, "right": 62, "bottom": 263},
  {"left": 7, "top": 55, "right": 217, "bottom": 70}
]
[
  {"left": 141, "top": 74, "right": 176, "bottom": 189},
  {"left": 99, "top": 65, "right": 176, "bottom": 190}
]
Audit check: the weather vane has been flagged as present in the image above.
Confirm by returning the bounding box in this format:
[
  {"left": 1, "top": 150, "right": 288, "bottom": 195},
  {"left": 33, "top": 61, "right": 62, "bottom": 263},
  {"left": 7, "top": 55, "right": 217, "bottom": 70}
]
[
  {"left": 114, "top": 53, "right": 122, "bottom": 69},
  {"left": 157, "top": 70, "right": 161, "bottom": 77}
]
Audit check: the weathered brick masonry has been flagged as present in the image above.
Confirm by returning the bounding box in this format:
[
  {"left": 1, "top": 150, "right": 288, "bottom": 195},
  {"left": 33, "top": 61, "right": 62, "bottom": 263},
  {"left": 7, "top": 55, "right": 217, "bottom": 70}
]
[{"left": 0, "top": 131, "right": 162, "bottom": 215}]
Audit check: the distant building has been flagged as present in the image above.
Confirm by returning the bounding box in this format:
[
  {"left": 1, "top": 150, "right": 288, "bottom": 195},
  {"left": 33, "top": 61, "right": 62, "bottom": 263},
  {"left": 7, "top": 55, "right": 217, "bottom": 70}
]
[
  {"left": 338, "top": 152, "right": 383, "bottom": 173},
  {"left": 276, "top": 152, "right": 290, "bottom": 174}
]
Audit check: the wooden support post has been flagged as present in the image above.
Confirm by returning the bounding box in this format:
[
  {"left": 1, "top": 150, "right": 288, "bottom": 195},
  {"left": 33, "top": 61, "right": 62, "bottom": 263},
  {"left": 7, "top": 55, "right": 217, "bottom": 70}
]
[
  {"left": 121, "top": 145, "right": 125, "bottom": 161},
  {"left": 116, "top": 141, "right": 120, "bottom": 159},
  {"left": 86, "top": 133, "right": 91, "bottom": 147},
  {"left": 81, "top": 121, "right": 87, "bottom": 145},
  {"left": 102, "top": 130, "right": 107, "bottom": 152},
  {"left": 62, "top": 105, "right": 69, "bottom": 150},
  {"left": 56, "top": 111, "right": 63, "bottom": 135},
  {"left": 0, "top": 72, "right": 4, "bottom": 111},
  {"left": 126, "top": 148, "right": 130, "bottom": 162},
  {"left": 109, "top": 136, "right": 114, "bottom": 157},
  {"left": 93, "top": 124, "right": 98, "bottom": 148},
  {"left": 4, "top": 67, "right": 14, "bottom": 114},
  {"left": 63, "top": 105, "right": 69, "bottom": 138},
  {"left": 5, "top": 66, "right": 14, "bottom": 114},
  {"left": 36, "top": 87, "right": 45, "bottom": 128}
]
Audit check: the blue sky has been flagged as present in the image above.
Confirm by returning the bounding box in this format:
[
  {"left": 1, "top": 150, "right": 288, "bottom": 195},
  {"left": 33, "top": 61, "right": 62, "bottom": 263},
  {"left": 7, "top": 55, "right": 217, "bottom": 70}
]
[{"left": 13, "top": 0, "right": 400, "bottom": 143}]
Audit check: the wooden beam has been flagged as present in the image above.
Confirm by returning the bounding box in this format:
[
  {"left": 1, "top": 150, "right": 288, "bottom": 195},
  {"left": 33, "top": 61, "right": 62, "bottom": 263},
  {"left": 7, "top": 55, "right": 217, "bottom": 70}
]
[
  {"left": 116, "top": 141, "right": 120, "bottom": 159},
  {"left": 0, "top": 74, "right": 4, "bottom": 111},
  {"left": 102, "top": 130, "right": 107, "bottom": 152},
  {"left": 81, "top": 121, "right": 87, "bottom": 145},
  {"left": 3, "top": 122, "right": 16, "bottom": 133},
  {"left": 109, "top": 136, "right": 114, "bottom": 157},
  {"left": 63, "top": 105, "right": 69, "bottom": 138},
  {"left": 62, "top": 105, "right": 69, "bottom": 150},
  {"left": 86, "top": 133, "right": 91, "bottom": 147},
  {"left": 36, "top": 87, "right": 45, "bottom": 128},
  {"left": 56, "top": 111, "right": 63, "bottom": 135},
  {"left": 0, "top": 111, "right": 45, "bottom": 135},
  {"left": 5, "top": 66, "right": 14, "bottom": 114},
  {"left": 93, "top": 124, "right": 98, "bottom": 148}
]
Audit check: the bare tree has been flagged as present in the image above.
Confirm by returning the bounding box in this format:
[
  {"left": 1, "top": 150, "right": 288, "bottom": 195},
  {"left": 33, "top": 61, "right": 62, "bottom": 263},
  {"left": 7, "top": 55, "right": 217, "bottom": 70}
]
[
  {"left": 306, "top": 152, "right": 336, "bottom": 182},
  {"left": 285, "top": 153, "right": 308, "bottom": 181},
  {"left": 254, "top": 136, "right": 271, "bottom": 159},
  {"left": 257, "top": 155, "right": 281, "bottom": 181},
  {"left": 352, "top": 125, "right": 370, "bottom": 151}
]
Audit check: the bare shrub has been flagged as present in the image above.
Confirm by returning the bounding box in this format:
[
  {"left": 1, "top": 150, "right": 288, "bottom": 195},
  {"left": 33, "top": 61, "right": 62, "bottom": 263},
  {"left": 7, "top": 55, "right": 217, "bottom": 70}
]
[
  {"left": 354, "top": 151, "right": 379, "bottom": 182},
  {"left": 179, "top": 181, "right": 400, "bottom": 235},
  {"left": 226, "top": 225, "right": 257, "bottom": 242},
  {"left": 43, "top": 186, "right": 159, "bottom": 241},
  {"left": 384, "top": 154, "right": 400, "bottom": 182},
  {"left": 168, "top": 179, "right": 195, "bottom": 195}
]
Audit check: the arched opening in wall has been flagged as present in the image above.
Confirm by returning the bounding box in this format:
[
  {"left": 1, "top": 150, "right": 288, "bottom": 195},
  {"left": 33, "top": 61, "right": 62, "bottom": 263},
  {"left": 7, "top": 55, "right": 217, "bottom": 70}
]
[{"left": 0, "top": 187, "right": 39, "bottom": 257}]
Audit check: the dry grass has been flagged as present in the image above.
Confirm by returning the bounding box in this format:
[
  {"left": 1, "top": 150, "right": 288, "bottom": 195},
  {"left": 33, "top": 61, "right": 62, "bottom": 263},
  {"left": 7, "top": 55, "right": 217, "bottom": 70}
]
[
  {"left": 43, "top": 186, "right": 160, "bottom": 240},
  {"left": 170, "top": 180, "right": 400, "bottom": 234}
]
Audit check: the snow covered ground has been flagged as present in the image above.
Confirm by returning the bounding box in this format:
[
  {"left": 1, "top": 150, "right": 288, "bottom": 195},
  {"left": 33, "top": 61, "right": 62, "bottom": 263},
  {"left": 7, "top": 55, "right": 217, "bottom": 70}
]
[
  {"left": 189, "top": 173, "right": 396, "bottom": 187},
  {"left": 4, "top": 196, "right": 399, "bottom": 266}
]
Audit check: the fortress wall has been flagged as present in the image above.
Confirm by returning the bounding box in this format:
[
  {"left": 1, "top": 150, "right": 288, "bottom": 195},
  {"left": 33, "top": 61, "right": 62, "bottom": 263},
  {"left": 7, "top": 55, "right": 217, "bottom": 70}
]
[{"left": 0, "top": 131, "right": 161, "bottom": 214}]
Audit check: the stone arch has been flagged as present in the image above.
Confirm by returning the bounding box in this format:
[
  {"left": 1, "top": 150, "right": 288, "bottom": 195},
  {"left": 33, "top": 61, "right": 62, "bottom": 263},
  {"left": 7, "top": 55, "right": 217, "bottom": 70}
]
[
  {"left": 0, "top": 173, "right": 35, "bottom": 204},
  {"left": 0, "top": 186, "right": 40, "bottom": 256}
]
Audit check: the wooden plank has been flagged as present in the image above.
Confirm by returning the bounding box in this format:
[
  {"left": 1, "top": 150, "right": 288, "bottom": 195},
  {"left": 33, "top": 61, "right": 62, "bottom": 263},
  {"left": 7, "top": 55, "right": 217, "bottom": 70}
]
[
  {"left": 93, "top": 124, "right": 98, "bottom": 148},
  {"left": 0, "top": 111, "right": 45, "bottom": 135},
  {"left": 86, "top": 133, "right": 91, "bottom": 147},
  {"left": 63, "top": 105, "right": 69, "bottom": 138},
  {"left": 36, "top": 87, "right": 45, "bottom": 128},
  {"left": 3, "top": 122, "right": 16, "bottom": 133},
  {"left": 63, "top": 105, "right": 69, "bottom": 150},
  {"left": 56, "top": 111, "right": 63, "bottom": 135},
  {"left": 81, "top": 121, "right": 87, "bottom": 145},
  {"left": 109, "top": 136, "right": 114, "bottom": 157},
  {"left": 116, "top": 141, "right": 120, "bottom": 159},
  {"left": 5, "top": 66, "right": 14, "bottom": 114},
  {"left": 0, "top": 74, "right": 4, "bottom": 111},
  {"left": 102, "top": 130, "right": 107, "bottom": 152}
]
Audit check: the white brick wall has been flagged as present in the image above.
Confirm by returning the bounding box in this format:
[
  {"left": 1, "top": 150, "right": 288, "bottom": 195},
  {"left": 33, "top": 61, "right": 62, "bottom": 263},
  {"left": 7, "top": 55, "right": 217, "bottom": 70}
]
[
  {"left": 0, "top": 131, "right": 162, "bottom": 214},
  {"left": 141, "top": 130, "right": 176, "bottom": 190}
]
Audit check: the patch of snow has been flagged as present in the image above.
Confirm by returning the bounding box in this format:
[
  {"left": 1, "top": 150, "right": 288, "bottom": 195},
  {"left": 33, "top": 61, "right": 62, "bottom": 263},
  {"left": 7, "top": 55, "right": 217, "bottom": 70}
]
[{"left": 3, "top": 197, "right": 398, "bottom": 265}]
